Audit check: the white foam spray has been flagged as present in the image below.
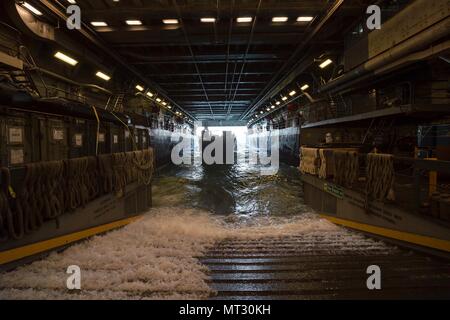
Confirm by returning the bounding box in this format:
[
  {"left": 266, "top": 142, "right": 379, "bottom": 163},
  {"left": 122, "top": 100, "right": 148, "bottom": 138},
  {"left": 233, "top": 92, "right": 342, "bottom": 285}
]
[{"left": 0, "top": 207, "right": 393, "bottom": 300}]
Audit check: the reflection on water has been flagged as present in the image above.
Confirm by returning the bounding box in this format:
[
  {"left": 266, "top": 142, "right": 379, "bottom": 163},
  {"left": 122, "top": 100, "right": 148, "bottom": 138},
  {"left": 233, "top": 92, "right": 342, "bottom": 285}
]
[{"left": 152, "top": 147, "right": 309, "bottom": 219}]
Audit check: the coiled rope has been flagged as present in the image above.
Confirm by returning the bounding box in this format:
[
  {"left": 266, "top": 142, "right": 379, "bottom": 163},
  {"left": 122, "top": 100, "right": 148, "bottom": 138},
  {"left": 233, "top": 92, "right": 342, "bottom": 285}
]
[
  {"left": 0, "top": 148, "right": 154, "bottom": 241},
  {"left": 86, "top": 156, "right": 100, "bottom": 200},
  {"left": 366, "top": 153, "right": 395, "bottom": 201},
  {"left": 318, "top": 149, "right": 334, "bottom": 179},
  {"left": 133, "top": 149, "right": 154, "bottom": 186},
  {"left": 112, "top": 152, "right": 128, "bottom": 194},
  {"left": 98, "top": 154, "right": 114, "bottom": 194},
  {"left": 0, "top": 167, "right": 25, "bottom": 241},
  {"left": 65, "top": 157, "right": 89, "bottom": 211},
  {"left": 333, "top": 150, "right": 359, "bottom": 188},
  {"left": 41, "top": 161, "right": 65, "bottom": 219},
  {"left": 299, "top": 147, "right": 319, "bottom": 175}
]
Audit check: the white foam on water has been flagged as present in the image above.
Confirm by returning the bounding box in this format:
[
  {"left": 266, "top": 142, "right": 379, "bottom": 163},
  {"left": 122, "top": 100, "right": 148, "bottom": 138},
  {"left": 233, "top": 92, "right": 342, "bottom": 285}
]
[{"left": 0, "top": 207, "right": 393, "bottom": 300}]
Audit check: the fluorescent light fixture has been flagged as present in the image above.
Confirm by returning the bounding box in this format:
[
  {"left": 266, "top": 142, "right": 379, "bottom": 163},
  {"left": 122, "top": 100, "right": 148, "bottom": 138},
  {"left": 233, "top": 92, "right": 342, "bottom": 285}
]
[
  {"left": 260, "top": 111, "right": 263, "bottom": 114},
  {"left": 237, "top": 17, "right": 252, "bottom": 23},
  {"left": 297, "top": 16, "right": 313, "bottom": 22},
  {"left": 168, "top": 105, "right": 172, "bottom": 109},
  {"left": 126, "top": 20, "right": 142, "bottom": 25},
  {"left": 54, "top": 51, "right": 78, "bottom": 66},
  {"left": 201, "top": 17, "right": 216, "bottom": 23},
  {"left": 146, "top": 91, "right": 154, "bottom": 97},
  {"left": 163, "top": 19, "right": 179, "bottom": 24},
  {"left": 266, "top": 107, "right": 270, "bottom": 111},
  {"left": 319, "top": 58, "right": 333, "bottom": 69},
  {"left": 162, "top": 102, "right": 167, "bottom": 106},
  {"left": 91, "top": 21, "right": 108, "bottom": 27},
  {"left": 135, "top": 85, "right": 144, "bottom": 91},
  {"left": 289, "top": 90, "right": 296, "bottom": 96},
  {"left": 22, "top": 2, "right": 42, "bottom": 15},
  {"left": 67, "top": 0, "right": 76, "bottom": 4},
  {"left": 272, "top": 17, "right": 288, "bottom": 22},
  {"left": 301, "top": 84, "right": 309, "bottom": 91},
  {"left": 275, "top": 101, "right": 280, "bottom": 105},
  {"left": 271, "top": 105, "right": 275, "bottom": 109},
  {"left": 156, "top": 98, "right": 162, "bottom": 102},
  {"left": 95, "top": 71, "right": 111, "bottom": 81},
  {"left": 282, "top": 96, "right": 288, "bottom": 101}
]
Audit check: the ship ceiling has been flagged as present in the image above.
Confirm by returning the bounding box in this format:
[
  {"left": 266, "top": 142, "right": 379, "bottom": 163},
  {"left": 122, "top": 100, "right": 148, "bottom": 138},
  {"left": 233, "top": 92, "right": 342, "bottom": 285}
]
[{"left": 17, "top": 0, "right": 376, "bottom": 121}]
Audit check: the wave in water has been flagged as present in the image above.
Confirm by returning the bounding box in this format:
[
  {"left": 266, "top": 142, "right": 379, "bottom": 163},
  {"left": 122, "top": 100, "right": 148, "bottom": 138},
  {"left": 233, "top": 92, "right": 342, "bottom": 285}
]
[{"left": 0, "top": 207, "right": 393, "bottom": 300}]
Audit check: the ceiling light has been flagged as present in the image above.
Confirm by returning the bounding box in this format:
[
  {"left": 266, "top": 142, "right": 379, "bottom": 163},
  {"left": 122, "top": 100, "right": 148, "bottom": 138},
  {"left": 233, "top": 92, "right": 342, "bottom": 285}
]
[
  {"left": 275, "top": 101, "right": 280, "bottom": 105},
  {"left": 266, "top": 107, "right": 270, "bottom": 111},
  {"left": 54, "top": 51, "right": 78, "bottom": 66},
  {"left": 282, "top": 96, "right": 288, "bottom": 101},
  {"left": 162, "top": 102, "right": 167, "bottom": 106},
  {"left": 271, "top": 105, "right": 275, "bottom": 109},
  {"left": 168, "top": 105, "right": 172, "bottom": 109},
  {"left": 272, "top": 17, "right": 288, "bottom": 22},
  {"left": 319, "top": 59, "right": 333, "bottom": 69},
  {"left": 135, "top": 85, "right": 144, "bottom": 91},
  {"left": 146, "top": 91, "right": 154, "bottom": 97},
  {"left": 201, "top": 18, "right": 216, "bottom": 23},
  {"left": 237, "top": 17, "right": 252, "bottom": 23},
  {"left": 22, "top": 2, "right": 42, "bottom": 16},
  {"left": 91, "top": 21, "right": 108, "bottom": 27},
  {"left": 289, "top": 90, "right": 296, "bottom": 96},
  {"left": 297, "top": 16, "right": 313, "bottom": 22},
  {"left": 163, "top": 19, "right": 179, "bottom": 24},
  {"left": 126, "top": 20, "right": 142, "bottom": 26},
  {"left": 95, "top": 71, "right": 111, "bottom": 81},
  {"left": 301, "top": 84, "right": 309, "bottom": 91},
  {"left": 67, "top": 0, "right": 77, "bottom": 3},
  {"left": 260, "top": 111, "right": 263, "bottom": 114},
  {"left": 156, "top": 98, "right": 162, "bottom": 102}
]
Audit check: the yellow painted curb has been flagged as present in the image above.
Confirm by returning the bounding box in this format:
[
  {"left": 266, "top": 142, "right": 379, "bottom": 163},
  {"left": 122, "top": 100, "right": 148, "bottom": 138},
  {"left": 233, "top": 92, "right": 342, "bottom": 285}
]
[
  {"left": 0, "top": 215, "right": 142, "bottom": 265},
  {"left": 321, "top": 214, "right": 450, "bottom": 253}
]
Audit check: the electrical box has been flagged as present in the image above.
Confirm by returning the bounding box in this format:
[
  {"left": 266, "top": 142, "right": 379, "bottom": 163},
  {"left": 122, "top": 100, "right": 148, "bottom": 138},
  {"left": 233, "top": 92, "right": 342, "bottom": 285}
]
[
  {"left": 0, "top": 114, "right": 32, "bottom": 167},
  {"left": 68, "top": 118, "right": 88, "bottom": 158},
  {"left": 39, "top": 116, "right": 69, "bottom": 161}
]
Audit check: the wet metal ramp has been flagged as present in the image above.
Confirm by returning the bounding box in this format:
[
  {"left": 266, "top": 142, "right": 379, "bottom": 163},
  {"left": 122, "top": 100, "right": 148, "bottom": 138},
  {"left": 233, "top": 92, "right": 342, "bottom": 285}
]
[{"left": 201, "top": 235, "right": 450, "bottom": 300}]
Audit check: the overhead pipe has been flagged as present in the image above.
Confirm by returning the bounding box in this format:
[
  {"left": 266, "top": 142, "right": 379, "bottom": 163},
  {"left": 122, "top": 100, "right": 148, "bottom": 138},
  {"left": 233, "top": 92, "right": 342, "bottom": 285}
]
[
  {"left": 34, "top": 67, "right": 113, "bottom": 95},
  {"left": 226, "top": 0, "right": 261, "bottom": 118},
  {"left": 328, "top": 40, "right": 450, "bottom": 96},
  {"left": 240, "top": 0, "right": 344, "bottom": 120},
  {"left": 0, "top": 84, "right": 128, "bottom": 125},
  {"left": 223, "top": 0, "right": 235, "bottom": 110},
  {"left": 318, "top": 16, "right": 450, "bottom": 94},
  {"left": 173, "top": 0, "right": 215, "bottom": 120}
]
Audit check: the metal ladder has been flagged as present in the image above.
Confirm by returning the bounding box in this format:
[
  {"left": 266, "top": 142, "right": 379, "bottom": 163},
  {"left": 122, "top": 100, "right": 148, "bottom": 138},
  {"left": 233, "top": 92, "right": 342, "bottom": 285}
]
[
  {"left": 329, "top": 93, "right": 351, "bottom": 118},
  {"left": 105, "top": 93, "right": 125, "bottom": 112},
  {"left": 7, "top": 69, "right": 40, "bottom": 96}
]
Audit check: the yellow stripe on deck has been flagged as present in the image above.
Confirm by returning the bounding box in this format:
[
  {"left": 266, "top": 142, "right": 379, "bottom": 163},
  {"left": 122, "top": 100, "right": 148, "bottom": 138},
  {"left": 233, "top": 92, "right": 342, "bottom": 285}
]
[
  {"left": 0, "top": 216, "right": 142, "bottom": 265},
  {"left": 321, "top": 215, "right": 450, "bottom": 253}
]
